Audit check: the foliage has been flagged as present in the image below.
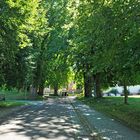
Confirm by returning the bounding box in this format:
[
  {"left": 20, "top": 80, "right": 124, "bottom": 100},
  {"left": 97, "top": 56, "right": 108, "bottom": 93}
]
[
  {"left": 0, "top": 0, "right": 48, "bottom": 91},
  {"left": 0, "top": 0, "right": 140, "bottom": 102},
  {"left": 69, "top": 0, "right": 140, "bottom": 101},
  {"left": 44, "top": 0, "right": 73, "bottom": 94}
]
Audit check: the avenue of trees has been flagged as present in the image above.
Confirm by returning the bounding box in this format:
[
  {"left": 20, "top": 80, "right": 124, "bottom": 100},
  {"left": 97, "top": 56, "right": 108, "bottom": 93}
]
[{"left": 0, "top": 0, "right": 140, "bottom": 103}]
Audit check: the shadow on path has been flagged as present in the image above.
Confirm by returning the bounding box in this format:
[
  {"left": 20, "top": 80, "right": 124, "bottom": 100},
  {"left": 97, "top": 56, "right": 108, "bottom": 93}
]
[
  {"left": 0, "top": 98, "right": 91, "bottom": 140},
  {"left": 69, "top": 96, "right": 140, "bottom": 140}
]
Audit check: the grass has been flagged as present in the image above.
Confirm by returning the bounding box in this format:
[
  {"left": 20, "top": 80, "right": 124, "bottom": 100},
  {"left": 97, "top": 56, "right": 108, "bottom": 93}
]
[
  {"left": 0, "top": 90, "right": 29, "bottom": 100},
  {"left": 77, "top": 94, "right": 140, "bottom": 132},
  {"left": 0, "top": 90, "right": 44, "bottom": 100},
  {"left": 0, "top": 101, "right": 27, "bottom": 108}
]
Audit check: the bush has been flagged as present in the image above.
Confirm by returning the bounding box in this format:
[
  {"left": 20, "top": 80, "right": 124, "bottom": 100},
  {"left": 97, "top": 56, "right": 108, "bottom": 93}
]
[{"left": 0, "top": 84, "right": 8, "bottom": 92}]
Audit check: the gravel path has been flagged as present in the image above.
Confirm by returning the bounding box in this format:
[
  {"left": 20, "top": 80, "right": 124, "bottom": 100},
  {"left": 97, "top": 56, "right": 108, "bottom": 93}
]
[
  {"left": 68, "top": 96, "right": 140, "bottom": 140},
  {"left": 0, "top": 98, "right": 96, "bottom": 140}
]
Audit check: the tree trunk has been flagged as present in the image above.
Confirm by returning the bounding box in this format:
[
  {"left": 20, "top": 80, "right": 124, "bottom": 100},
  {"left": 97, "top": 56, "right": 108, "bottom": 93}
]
[
  {"left": 30, "top": 87, "right": 37, "bottom": 95},
  {"left": 54, "top": 85, "right": 58, "bottom": 96},
  {"left": 93, "top": 73, "right": 102, "bottom": 98},
  {"left": 83, "top": 72, "right": 93, "bottom": 98},
  {"left": 38, "top": 84, "right": 44, "bottom": 96},
  {"left": 123, "top": 82, "right": 128, "bottom": 104}
]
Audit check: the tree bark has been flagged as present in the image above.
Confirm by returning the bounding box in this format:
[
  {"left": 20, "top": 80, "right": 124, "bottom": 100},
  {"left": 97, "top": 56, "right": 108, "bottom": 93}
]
[
  {"left": 38, "top": 84, "right": 44, "bottom": 96},
  {"left": 93, "top": 73, "right": 102, "bottom": 98},
  {"left": 83, "top": 72, "right": 93, "bottom": 97},
  {"left": 123, "top": 82, "right": 128, "bottom": 104},
  {"left": 54, "top": 84, "right": 58, "bottom": 96}
]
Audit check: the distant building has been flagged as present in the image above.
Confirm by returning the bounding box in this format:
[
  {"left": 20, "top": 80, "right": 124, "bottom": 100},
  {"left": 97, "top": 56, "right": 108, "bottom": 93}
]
[
  {"left": 116, "top": 85, "right": 140, "bottom": 95},
  {"left": 104, "top": 85, "right": 140, "bottom": 96},
  {"left": 67, "top": 81, "right": 76, "bottom": 92}
]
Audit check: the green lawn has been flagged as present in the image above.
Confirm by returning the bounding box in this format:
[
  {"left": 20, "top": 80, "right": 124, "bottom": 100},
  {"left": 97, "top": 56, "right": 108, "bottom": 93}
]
[
  {"left": 0, "top": 101, "right": 27, "bottom": 108},
  {"left": 0, "top": 90, "right": 42, "bottom": 100},
  {"left": 77, "top": 95, "right": 140, "bottom": 132},
  {"left": 0, "top": 90, "right": 28, "bottom": 100}
]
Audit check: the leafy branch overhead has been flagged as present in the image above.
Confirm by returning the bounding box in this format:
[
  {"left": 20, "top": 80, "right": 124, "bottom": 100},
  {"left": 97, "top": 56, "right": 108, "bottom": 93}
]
[{"left": 0, "top": 0, "right": 140, "bottom": 103}]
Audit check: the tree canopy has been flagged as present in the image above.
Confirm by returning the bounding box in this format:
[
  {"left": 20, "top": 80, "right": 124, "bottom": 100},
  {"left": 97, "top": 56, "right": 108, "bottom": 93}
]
[{"left": 0, "top": 0, "right": 140, "bottom": 103}]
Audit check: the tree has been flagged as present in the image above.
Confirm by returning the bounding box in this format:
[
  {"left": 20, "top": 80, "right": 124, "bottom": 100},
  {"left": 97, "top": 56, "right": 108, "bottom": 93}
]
[
  {"left": 0, "top": 0, "right": 48, "bottom": 92},
  {"left": 44, "top": 0, "right": 71, "bottom": 95},
  {"left": 69, "top": 0, "right": 140, "bottom": 102}
]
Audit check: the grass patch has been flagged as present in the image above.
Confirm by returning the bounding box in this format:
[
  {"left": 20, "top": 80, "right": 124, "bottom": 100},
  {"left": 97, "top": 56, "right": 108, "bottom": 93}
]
[
  {"left": 77, "top": 95, "right": 140, "bottom": 132},
  {"left": 0, "top": 90, "right": 44, "bottom": 100},
  {"left": 0, "top": 101, "right": 27, "bottom": 108},
  {"left": 0, "top": 90, "right": 29, "bottom": 100}
]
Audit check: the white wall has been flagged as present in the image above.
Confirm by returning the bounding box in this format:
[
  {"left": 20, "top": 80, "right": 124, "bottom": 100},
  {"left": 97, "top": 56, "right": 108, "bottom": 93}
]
[{"left": 116, "top": 85, "right": 140, "bottom": 94}]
